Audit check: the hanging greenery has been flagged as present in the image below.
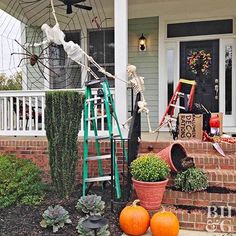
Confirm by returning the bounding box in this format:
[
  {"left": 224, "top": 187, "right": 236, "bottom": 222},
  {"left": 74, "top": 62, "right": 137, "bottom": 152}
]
[{"left": 45, "top": 91, "right": 84, "bottom": 198}]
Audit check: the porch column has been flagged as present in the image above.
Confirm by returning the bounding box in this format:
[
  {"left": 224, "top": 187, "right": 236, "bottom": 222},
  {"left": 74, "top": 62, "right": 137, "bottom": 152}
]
[{"left": 114, "top": 0, "right": 128, "bottom": 133}]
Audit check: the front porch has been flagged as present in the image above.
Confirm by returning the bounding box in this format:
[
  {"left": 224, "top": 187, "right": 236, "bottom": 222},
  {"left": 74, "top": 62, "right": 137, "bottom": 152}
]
[{"left": 0, "top": 88, "right": 115, "bottom": 136}]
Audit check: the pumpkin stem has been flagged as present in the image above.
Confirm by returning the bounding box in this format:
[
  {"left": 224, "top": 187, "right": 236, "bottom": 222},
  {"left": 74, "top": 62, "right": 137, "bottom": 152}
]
[
  {"left": 160, "top": 205, "right": 165, "bottom": 212},
  {"left": 132, "top": 199, "right": 140, "bottom": 206}
]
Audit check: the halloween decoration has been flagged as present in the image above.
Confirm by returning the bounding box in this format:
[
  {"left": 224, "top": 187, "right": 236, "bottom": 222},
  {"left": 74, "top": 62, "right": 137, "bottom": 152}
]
[
  {"left": 119, "top": 200, "right": 150, "bottom": 236},
  {"left": 123, "top": 64, "right": 152, "bottom": 132},
  {"left": 150, "top": 209, "right": 179, "bottom": 236}
]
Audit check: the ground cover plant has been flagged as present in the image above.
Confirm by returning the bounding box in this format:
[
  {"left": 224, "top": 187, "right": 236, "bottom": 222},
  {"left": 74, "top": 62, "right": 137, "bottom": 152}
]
[{"left": 0, "top": 154, "right": 45, "bottom": 208}]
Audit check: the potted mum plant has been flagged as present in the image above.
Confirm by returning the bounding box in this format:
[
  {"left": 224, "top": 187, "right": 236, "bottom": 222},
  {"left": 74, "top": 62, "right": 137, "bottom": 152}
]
[{"left": 130, "top": 153, "right": 170, "bottom": 210}]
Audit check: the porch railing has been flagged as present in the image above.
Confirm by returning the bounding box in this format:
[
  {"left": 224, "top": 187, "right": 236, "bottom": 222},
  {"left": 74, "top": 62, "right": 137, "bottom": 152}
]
[{"left": 0, "top": 89, "right": 115, "bottom": 136}]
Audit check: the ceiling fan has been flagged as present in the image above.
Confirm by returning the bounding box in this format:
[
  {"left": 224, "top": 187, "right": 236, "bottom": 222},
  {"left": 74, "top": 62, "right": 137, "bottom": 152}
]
[{"left": 57, "top": 0, "right": 92, "bottom": 14}]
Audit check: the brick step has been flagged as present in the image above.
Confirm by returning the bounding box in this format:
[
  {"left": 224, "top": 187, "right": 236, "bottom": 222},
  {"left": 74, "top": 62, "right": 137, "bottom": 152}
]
[
  {"left": 140, "top": 140, "right": 236, "bottom": 155},
  {"left": 160, "top": 205, "right": 236, "bottom": 233},
  {"left": 163, "top": 188, "right": 236, "bottom": 208},
  {"left": 168, "top": 169, "right": 236, "bottom": 190},
  {"left": 206, "top": 169, "right": 236, "bottom": 190},
  {"left": 191, "top": 153, "right": 236, "bottom": 170}
]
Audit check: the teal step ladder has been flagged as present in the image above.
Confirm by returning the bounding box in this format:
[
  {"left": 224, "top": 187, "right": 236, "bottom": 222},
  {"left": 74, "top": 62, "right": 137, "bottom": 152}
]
[{"left": 82, "top": 78, "right": 127, "bottom": 199}]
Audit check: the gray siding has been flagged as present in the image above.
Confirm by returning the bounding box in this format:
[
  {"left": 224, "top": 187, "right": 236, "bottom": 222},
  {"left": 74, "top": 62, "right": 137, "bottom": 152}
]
[
  {"left": 128, "top": 17, "right": 159, "bottom": 132},
  {"left": 25, "top": 26, "right": 44, "bottom": 90}
]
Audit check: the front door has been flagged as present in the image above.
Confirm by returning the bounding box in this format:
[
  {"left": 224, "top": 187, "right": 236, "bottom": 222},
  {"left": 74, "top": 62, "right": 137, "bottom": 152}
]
[{"left": 180, "top": 40, "right": 219, "bottom": 112}]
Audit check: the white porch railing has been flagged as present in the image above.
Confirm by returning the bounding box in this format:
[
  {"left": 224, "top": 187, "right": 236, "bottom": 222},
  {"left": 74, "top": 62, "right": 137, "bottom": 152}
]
[{"left": 0, "top": 89, "right": 115, "bottom": 136}]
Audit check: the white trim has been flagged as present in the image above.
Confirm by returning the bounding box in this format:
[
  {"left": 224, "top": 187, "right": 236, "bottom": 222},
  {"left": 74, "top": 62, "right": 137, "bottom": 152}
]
[{"left": 114, "top": 0, "right": 128, "bottom": 134}]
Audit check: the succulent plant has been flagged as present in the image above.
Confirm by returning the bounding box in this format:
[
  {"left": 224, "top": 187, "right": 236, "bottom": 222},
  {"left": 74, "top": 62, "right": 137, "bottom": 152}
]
[
  {"left": 130, "top": 153, "right": 170, "bottom": 182},
  {"left": 40, "top": 205, "right": 72, "bottom": 233},
  {"left": 174, "top": 167, "right": 208, "bottom": 192},
  {"left": 76, "top": 194, "right": 105, "bottom": 215},
  {"left": 76, "top": 217, "right": 110, "bottom": 236}
]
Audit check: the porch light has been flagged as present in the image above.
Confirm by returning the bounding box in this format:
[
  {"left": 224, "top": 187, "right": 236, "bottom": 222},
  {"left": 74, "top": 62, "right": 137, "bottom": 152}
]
[{"left": 139, "top": 33, "right": 147, "bottom": 51}]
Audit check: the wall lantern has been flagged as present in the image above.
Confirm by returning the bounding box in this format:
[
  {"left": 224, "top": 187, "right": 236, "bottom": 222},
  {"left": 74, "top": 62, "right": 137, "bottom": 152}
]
[{"left": 139, "top": 33, "right": 147, "bottom": 51}]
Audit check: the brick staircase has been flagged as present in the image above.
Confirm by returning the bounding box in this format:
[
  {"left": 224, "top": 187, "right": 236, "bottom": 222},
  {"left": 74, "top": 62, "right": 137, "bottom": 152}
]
[{"left": 140, "top": 140, "right": 236, "bottom": 233}]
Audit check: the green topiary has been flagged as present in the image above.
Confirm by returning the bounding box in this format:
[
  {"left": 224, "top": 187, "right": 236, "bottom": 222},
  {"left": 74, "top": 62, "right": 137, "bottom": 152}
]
[
  {"left": 130, "top": 153, "right": 170, "bottom": 182},
  {"left": 174, "top": 167, "right": 208, "bottom": 192},
  {"left": 0, "top": 155, "right": 45, "bottom": 208},
  {"left": 45, "top": 90, "right": 84, "bottom": 198}
]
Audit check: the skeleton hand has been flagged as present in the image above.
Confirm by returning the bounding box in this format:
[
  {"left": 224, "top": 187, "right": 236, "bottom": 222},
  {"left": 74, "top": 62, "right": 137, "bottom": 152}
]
[{"left": 137, "top": 101, "right": 149, "bottom": 114}]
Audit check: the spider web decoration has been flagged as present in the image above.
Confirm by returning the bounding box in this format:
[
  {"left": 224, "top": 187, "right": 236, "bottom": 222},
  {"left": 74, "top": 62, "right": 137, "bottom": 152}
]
[{"left": 0, "top": 0, "right": 111, "bottom": 90}]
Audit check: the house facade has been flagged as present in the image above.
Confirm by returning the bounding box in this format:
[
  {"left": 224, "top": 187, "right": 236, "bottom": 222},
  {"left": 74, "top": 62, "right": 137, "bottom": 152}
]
[{"left": 0, "top": 0, "right": 235, "bottom": 135}]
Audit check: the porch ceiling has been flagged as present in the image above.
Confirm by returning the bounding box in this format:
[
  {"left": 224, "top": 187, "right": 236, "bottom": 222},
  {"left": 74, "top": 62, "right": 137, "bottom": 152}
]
[
  {"left": 1, "top": 0, "right": 236, "bottom": 27},
  {"left": 0, "top": 0, "right": 203, "bottom": 26}
]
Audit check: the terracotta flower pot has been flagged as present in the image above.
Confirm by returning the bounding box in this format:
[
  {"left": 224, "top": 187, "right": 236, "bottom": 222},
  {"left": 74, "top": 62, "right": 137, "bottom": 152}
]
[
  {"left": 132, "top": 177, "right": 168, "bottom": 210},
  {"left": 157, "top": 143, "right": 187, "bottom": 172}
]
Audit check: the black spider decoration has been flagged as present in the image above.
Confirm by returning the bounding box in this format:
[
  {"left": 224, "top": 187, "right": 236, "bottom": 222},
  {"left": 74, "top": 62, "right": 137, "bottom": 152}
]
[{"left": 11, "top": 39, "right": 59, "bottom": 77}]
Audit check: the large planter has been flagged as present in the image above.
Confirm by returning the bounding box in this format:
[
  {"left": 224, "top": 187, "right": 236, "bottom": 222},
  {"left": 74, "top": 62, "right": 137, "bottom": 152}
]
[
  {"left": 132, "top": 177, "right": 168, "bottom": 210},
  {"left": 157, "top": 143, "right": 187, "bottom": 172}
]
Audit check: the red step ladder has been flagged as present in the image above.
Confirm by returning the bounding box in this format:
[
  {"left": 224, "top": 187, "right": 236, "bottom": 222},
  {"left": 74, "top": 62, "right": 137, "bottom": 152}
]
[{"left": 154, "top": 79, "right": 196, "bottom": 135}]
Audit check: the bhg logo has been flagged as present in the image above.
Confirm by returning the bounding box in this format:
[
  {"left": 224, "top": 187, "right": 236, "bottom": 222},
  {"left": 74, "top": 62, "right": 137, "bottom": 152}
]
[{"left": 206, "top": 205, "right": 232, "bottom": 234}]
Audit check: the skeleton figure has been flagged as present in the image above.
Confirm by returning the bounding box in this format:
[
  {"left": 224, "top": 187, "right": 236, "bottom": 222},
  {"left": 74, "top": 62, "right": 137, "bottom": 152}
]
[{"left": 123, "top": 65, "right": 152, "bottom": 132}]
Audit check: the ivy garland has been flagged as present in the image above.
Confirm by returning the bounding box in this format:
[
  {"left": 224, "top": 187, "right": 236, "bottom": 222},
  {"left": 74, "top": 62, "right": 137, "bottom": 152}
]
[{"left": 187, "top": 50, "right": 212, "bottom": 75}]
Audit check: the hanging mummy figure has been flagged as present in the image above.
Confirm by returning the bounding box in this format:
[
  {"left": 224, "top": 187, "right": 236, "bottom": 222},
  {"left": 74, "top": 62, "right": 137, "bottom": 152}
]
[{"left": 122, "top": 65, "right": 152, "bottom": 132}]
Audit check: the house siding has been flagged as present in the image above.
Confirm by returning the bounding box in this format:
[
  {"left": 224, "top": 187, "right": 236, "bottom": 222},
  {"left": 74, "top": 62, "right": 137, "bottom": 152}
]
[
  {"left": 128, "top": 17, "right": 159, "bottom": 132},
  {"left": 25, "top": 26, "right": 44, "bottom": 90}
]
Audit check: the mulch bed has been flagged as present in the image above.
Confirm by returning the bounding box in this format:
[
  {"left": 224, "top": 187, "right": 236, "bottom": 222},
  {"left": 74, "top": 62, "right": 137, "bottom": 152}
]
[{"left": 0, "top": 185, "right": 123, "bottom": 236}]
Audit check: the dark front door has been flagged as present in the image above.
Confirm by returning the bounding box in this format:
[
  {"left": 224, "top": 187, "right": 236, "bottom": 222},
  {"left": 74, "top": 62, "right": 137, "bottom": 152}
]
[{"left": 180, "top": 40, "right": 219, "bottom": 112}]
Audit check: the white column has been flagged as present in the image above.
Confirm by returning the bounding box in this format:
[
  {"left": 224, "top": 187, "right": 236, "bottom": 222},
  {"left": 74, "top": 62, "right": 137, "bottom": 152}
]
[{"left": 114, "top": 0, "right": 128, "bottom": 134}]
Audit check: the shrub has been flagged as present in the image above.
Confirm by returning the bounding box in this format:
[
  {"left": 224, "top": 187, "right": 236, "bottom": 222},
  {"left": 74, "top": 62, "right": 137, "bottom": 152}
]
[
  {"left": 0, "top": 155, "right": 45, "bottom": 208},
  {"left": 174, "top": 167, "right": 208, "bottom": 192},
  {"left": 45, "top": 91, "right": 84, "bottom": 198},
  {"left": 76, "top": 194, "right": 105, "bottom": 216},
  {"left": 130, "top": 153, "right": 170, "bottom": 182},
  {"left": 40, "top": 205, "right": 72, "bottom": 233},
  {"left": 76, "top": 217, "right": 110, "bottom": 236}
]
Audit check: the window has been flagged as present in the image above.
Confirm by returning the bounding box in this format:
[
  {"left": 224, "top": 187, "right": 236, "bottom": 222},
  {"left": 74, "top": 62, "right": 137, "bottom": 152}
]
[
  {"left": 49, "top": 31, "right": 81, "bottom": 89},
  {"left": 166, "top": 49, "right": 175, "bottom": 104},
  {"left": 167, "top": 19, "right": 233, "bottom": 38},
  {"left": 88, "top": 29, "right": 114, "bottom": 87},
  {"left": 225, "top": 45, "right": 232, "bottom": 115}
]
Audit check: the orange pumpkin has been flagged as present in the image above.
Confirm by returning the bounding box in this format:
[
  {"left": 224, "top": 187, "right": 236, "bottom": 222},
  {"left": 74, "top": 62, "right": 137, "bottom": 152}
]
[
  {"left": 150, "top": 210, "right": 179, "bottom": 236},
  {"left": 119, "top": 199, "right": 150, "bottom": 236}
]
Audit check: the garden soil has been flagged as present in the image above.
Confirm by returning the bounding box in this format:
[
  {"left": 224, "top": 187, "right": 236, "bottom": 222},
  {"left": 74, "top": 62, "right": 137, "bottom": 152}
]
[{"left": 0, "top": 185, "right": 123, "bottom": 236}]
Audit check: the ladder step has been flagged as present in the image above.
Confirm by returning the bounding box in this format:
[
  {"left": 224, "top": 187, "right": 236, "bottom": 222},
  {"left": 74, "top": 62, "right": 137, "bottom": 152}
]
[
  {"left": 85, "top": 78, "right": 106, "bottom": 88},
  {"left": 170, "top": 104, "right": 186, "bottom": 110},
  {"left": 86, "top": 115, "right": 107, "bottom": 121},
  {"left": 86, "top": 97, "right": 102, "bottom": 103},
  {"left": 87, "top": 154, "right": 111, "bottom": 161},
  {"left": 88, "top": 134, "right": 120, "bottom": 140},
  {"left": 176, "top": 92, "right": 190, "bottom": 97},
  {"left": 85, "top": 175, "right": 111, "bottom": 183}
]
